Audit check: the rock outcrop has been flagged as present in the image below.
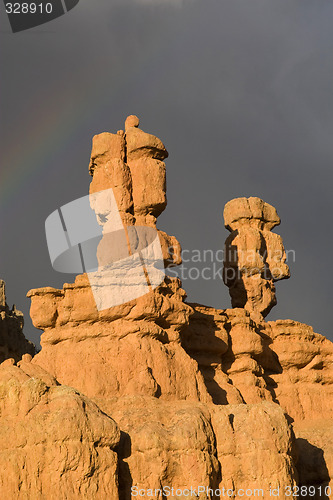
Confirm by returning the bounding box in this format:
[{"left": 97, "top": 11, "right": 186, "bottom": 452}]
[
  {"left": 98, "top": 396, "right": 297, "bottom": 499},
  {"left": 0, "top": 357, "right": 120, "bottom": 499},
  {"left": 28, "top": 276, "right": 211, "bottom": 402},
  {"left": 0, "top": 280, "right": 35, "bottom": 363},
  {"left": 0, "top": 116, "right": 331, "bottom": 498}
]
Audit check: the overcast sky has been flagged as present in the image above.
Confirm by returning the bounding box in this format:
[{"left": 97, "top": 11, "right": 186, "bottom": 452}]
[{"left": 0, "top": 0, "right": 332, "bottom": 347}]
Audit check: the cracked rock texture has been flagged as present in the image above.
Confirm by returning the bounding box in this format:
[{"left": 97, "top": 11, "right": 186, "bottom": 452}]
[
  {"left": 0, "top": 357, "right": 120, "bottom": 499},
  {"left": 98, "top": 396, "right": 297, "bottom": 500},
  {"left": 0, "top": 117, "right": 332, "bottom": 498}
]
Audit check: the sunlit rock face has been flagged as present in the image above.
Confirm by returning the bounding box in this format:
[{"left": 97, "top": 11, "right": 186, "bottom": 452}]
[
  {"left": 0, "top": 116, "right": 330, "bottom": 497},
  {"left": 223, "top": 196, "right": 290, "bottom": 320}
]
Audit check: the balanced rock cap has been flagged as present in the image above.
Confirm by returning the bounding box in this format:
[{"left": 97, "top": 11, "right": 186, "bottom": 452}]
[{"left": 224, "top": 197, "right": 281, "bottom": 231}]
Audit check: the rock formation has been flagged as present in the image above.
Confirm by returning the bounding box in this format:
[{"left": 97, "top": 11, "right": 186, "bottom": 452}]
[
  {"left": 223, "top": 197, "right": 290, "bottom": 319},
  {"left": 88, "top": 115, "right": 181, "bottom": 270},
  {"left": 0, "top": 116, "right": 332, "bottom": 498},
  {"left": 0, "top": 356, "right": 120, "bottom": 499},
  {"left": 0, "top": 280, "right": 35, "bottom": 363}
]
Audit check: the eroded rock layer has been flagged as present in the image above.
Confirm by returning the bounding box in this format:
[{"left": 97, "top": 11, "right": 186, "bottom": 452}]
[
  {"left": 0, "top": 357, "right": 120, "bottom": 499},
  {"left": 0, "top": 116, "right": 332, "bottom": 498}
]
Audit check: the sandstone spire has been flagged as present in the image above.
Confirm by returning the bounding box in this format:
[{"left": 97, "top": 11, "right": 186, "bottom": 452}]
[
  {"left": 89, "top": 115, "right": 181, "bottom": 268},
  {"left": 223, "top": 197, "right": 290, "bottom": 318}
]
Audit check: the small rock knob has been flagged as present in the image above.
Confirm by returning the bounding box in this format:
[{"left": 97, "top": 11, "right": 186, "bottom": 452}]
[{"left": 125, "top": 115, "right": 140, "bottom": 131}]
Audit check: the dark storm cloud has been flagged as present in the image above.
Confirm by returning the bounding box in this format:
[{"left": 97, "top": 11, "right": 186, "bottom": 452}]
[{"left": 0, "top": 0, "right": 332, "bottom": 346}]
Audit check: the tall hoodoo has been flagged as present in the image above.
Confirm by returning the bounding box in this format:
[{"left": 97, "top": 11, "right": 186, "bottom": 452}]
[
  {"left": 223, "top": 196, "right": 290, "bottom": 318},
  {"left": 89, "top": 115, "right": 181, "bottom": 269}
]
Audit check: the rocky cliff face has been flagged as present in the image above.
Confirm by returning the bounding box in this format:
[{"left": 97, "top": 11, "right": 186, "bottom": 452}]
[
  {"left": 0, "top": 117, "right": 332, "bottom": 499},
  {"left": 0, "top": 356, "right": 120, "bottom": 499}
]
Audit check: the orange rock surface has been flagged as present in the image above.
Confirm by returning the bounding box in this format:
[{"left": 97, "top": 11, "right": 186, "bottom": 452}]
[
  {"left": 0, "top": 117, "right": 332, "bottom": 498},
  {"left": 0, "top": 357, "right": 120, "bottom": 499}
]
